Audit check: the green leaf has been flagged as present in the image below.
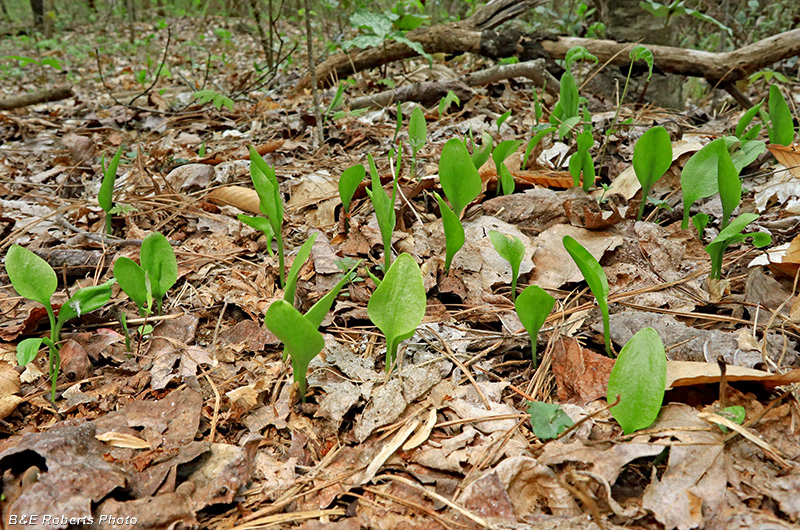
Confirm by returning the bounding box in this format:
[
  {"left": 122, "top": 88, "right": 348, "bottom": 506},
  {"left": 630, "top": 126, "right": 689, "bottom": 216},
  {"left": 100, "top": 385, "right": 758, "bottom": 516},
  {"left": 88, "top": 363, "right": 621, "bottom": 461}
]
[
  {"left": 284, "top": 233, "right": 318, "bottom": 306},
  {"left": 633, "top": 126, "right": 673, "bottom": 220},
  {"left": 6, "top": 245, "right": 57, "bottom": 308},
  {"left": 735, "top": 101, "right": 763, "bottom": 140},
  {"left": 114, "top": 257, "right": 150, "bottom": 314},
  {"left": 366, "top": 154, "right": 397, "bottom": 270},
  {"left": 435, "top": 193, "right": 465, "bottom": 273},
  {"left": 768, "top": 84, "right": 794, "bottom": 146},
  {"left": 237, "top": 214, "right": 275, "bottom": 256},
  {"left": 550, "top": 70, "right": 579, "bottom": 126},
  {"left": 492, "top": 140, "right": 523, "bottom": 196},
  {"left": 140, "top": 232, "right": 177, "bottom": 311},
  {"left": 522, "top": 125, "right": 556, "bottom": 169},
  {"left": 692, "top": 213, "right": 709, "bottom": 239},
  {"left": 563, "top": 236, "right": 612, "bottom": 356},
  {"left": 438, "top": 90, "right": 460, "bottom": 115},
  {"left": 409, "top": 107, "right": 427, "bottom": 156},
  {"left": 264, "top": 299, "right": 325, "bottom": 399},
  {"left": 392, "top": 34, "right": 432, "bottom": 65},
  {"left": 496, "top": 110, "right": 512, "bottom": 131},
  {"left": 629, "top": 45, "right": 654, "bottom": 81},
  {"left": 367, "top": 253, "right": 426, "bottom": 371},
  {"left": 439, "top": 138, "right": 481, "bottom": 217},
  {"left": 715, "top": 405, "right": 746, "bottom": 432},
  {"left": 338, "top": 164, "right": 365, "bottom": 215},
  {"left": 305, "top": 260, "right": 362, "bottom": 329},
  {"left": 350, "top": 9, "right": 393, "bottom": 39},
  {"left": 248, "top": 145, "right": 283, "bottom": 231},
  {"left": 17, "top": 337, "right": 44, "bottom": 366},
  {"left": 56, "top": 279, "right": 115, "bottom": 330},
  {"left": 470, "top": 131, "right": 494, "bottom": 170},
  {"left": 565, "top": 46, "right": 598, "bottom": 68},
  {"left": 489, "top": 231, "right": 525, "bottom": 301},
  {"left": 705, "top": 212, "right": 769, "bottom": 279},
  {"left": 729, "top": 139, "right": 766, "bottom": 173},
  {"left": 607, "top": 327, "right": 666, "bottom": 434},
  {"left": 716, "top": 141, "right": 741, "bottom": 229},
  {"left": 515, "top": 285, "right": 556, "bottom": 367},
  {"left": 680, "top": 138, "right": 726, "bottom": 228},
  {"left": 569, "top": 130, "right": 595, "bottom": 191},
  {"left": 528, "top": 400, "right": 574, "bottom": 440}
]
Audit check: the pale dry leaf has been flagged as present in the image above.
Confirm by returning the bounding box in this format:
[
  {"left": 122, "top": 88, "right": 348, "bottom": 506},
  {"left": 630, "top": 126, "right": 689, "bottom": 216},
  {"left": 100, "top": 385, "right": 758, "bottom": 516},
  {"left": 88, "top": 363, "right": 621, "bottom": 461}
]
[{"left": 96, "top": 431, "right": 152, "bottom": 450}]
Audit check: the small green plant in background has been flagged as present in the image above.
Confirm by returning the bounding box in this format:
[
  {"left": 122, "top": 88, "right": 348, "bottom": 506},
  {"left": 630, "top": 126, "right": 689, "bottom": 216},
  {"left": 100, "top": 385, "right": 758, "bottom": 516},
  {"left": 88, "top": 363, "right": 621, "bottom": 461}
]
[
  {"left": 193, "top": 89, "right": 234, "bottom": 111},
  {"left": 114, "top": 232, "right": 178, "bottom": 315},
  {"left": 265, "top": 299, "right": 324, "bottom": 400},
  {"left": 408, "top": 107, "right": 427, "bottom": 179},
  {"left": 436, "top": 138, "right": 482, "bottom": 271},
  {"left": 633, "top": 126, "right": 673, "bottom": 220},
  {"left": 735, "top": 100, "right": 763, "bottom": 141},
  {"left": 469, "top": 129, "right": 493, "bottom": 170},
  {"left": 342, "top": 8, "right": 432, "bottom": 65},
  {"left": 489, "top": 231, "right": 525, "bottom": 301},
  {"left": 639, "top": 0, "right": 732, "bottom": 35},
  {"left": 365, "top": 154, "right": 398, "bottom": 271},
  {"left": 767, "top": 84, "right": 795, "bottom": 146},
  {"left": 367, "top": 253, "right": 426, "bottom": 372},
  {"left": 283, "top": 233, "right": 318, "bottom": 306},
  {"left": 496, "top": 110, "right": 512, "bottom": 131},
  {"left": 98, "top": 146, "right": 124, "bottom": 235},
  {"left": 247, "top": 145, "right": 286, "bottom": 286},
  {"left": 563, "top": 236, "right": 613, "bottom": 356},
  {"left": 606, "top": 327, "right": 666, "bottom": 434},
  {"left": 528, "top": 400, "right": 574, "bottom": 440},
  {"left": 492, "top": 140, "right": 523, "bottom": 195},
  {"left": 522, "top": 124, "right": 556, "bottom": 169},
  {"left": 338, "top": 163, "right": 365, "bottom": 233},
  {"left": 438, "top": 90, "right": 460, "bottom": 115},
  {"left": 705, "top": 213, "right": 771, "bottom": 279},
  {"left": 7, "top": 245, "right": 115, "bottom": 401},
  {"left": 569, "top": 130, "right": 595, "bottom": 191},
  {"left": 515, "top": 285, "right": 556, "bottom": 368}
]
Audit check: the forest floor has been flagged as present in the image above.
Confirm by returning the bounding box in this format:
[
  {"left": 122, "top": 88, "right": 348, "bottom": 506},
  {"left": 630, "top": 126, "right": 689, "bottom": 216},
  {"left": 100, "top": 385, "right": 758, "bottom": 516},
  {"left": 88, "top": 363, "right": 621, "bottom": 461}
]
[{"left": 1, "top": 15, "right": 800, "bottom": 530}]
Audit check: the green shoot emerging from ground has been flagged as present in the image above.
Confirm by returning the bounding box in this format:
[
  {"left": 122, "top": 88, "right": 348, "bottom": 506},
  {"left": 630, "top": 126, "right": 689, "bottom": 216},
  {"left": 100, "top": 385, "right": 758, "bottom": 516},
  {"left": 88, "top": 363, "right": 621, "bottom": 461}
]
[{"left": 515, "top": 285, "right": 556, "bottom": 368}]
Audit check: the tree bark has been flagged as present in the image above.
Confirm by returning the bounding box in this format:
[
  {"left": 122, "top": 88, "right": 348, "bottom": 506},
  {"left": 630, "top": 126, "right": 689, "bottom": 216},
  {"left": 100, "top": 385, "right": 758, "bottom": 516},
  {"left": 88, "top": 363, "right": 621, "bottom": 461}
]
[{"left": 0, "top": 86, "right": 73, "bottom": 110}]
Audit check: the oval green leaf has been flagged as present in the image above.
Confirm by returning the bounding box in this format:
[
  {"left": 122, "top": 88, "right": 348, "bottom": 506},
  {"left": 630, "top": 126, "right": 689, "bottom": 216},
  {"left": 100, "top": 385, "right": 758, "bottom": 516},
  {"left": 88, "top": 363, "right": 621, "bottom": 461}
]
[
  {"left": 114, "top": 257, "right": 149, "bottom": 313},
  {"left": 339, "top": 164, "right": 365, "bottom": 214},
  {"left": 768, "top": 84, "right": 794, "bottom": 146},
  {"left": 680, "top": 138, "right": 726, "bottom": 228},
  {"left": 6, "top": 245, "right": 57, "bottom": 308},
  {"left": 607, "top": 327, "right": 666, "bottom": 434},
  {"left": 439, "top": 138, "right": 481, "bottom": 217},
  {"left": 563, "top": 235, "right": 612, "bottom": 355},
  {"left": 435, "top": 193, "right": 465, "bottom": 272},
  {"left": 57, "top": 279, "right": 115, "bottom": 328},
  {"left": 17, "top": 337, "right": 44, "bottom": 366},
  {"left": 515, "top": 285, "right": 556, "bottom": 366},
  {"left": 284, "top": 232, "right": 318, "bottom": 305},
  {"left": 98, "top": 146, "right": 123, "bottom": 213},
  {"left": 140, "top": 232, "right": 177, "bottom": 309},
  {"left": 409, "top": 107, "right": 427, "bottom": 155},
  {"left": 489, "top": 230, "right": 525, "bottom": 300},
  {"left": 633, "top": 126, "right": 672, "bottom": 220}
]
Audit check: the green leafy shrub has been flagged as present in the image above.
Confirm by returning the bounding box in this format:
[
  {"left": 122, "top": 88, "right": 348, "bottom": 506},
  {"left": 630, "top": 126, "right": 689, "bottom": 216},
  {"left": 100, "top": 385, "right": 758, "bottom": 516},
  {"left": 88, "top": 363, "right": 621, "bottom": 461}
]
[
  {"left": 607, "top": 327, "right": 666, "bottom": 434},
  {"left": 367, "top": 253, "right": 426, "bottom": 371},
  {"left": 7, "top": 245, "right": 115, "bottom": 401},
  {"left": 193, "top": 89, "right": 234, "bottom": 111}
]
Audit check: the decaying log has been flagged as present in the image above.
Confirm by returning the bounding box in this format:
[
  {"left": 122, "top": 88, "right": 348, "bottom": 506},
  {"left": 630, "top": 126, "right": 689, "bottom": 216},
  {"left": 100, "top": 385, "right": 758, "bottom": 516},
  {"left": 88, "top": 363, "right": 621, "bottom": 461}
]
[
  {"left": 0, "top": 86, "right": 74, "bottom": 111},
  {"left": 346, "top": 58, "right": 560, "bottom": 111}
]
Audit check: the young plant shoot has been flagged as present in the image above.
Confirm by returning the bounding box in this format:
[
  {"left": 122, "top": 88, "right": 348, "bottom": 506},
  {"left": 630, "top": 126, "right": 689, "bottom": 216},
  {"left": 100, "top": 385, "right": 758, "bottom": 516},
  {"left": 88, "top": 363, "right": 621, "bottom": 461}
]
[
  {"left": 7, "top": 245, "right": 115, "bottom": 401},
  {"left": 515, "top": 285, "right": 556, "bottom": 368},
  {"left": 633, "top": 126, "right": 672, "bottom": 220},
  {"left": 437, "top": 138, "right": 481, "bottom": 272},
  {"left": 768, "top": 84, "right": 794, "bottom": 146},
  {"left": 528, "top": 400, "right": 574, "bottom": 440},
  {"left": 338, "top": 163, "right": 365, "bottom": 233},
  {"left": 705, "top": 213, "right": 771, "bottom": 279},
  {"left": 98, "top": 146, "right": 123, "bottom": 235},
  {"left": 607, "top": 327, "right": 666, "bottom": 434},
  {"left": 408, "top": 107, "right": 427, "bottom": 179},
  {"left": 365, "top": 154, "right": 397, "bottom": 271},
  {"left": 563, "top": 236, "right": 613, "bottom": 356},
  {"left": 284, "top": 232, "right": 319, "bottom": 306},
  {"left": 367, "top": 253, "right": 426, "bottom": 372},
  {"left": 569, "top": 130, "right": 595, "bottom": 191},
  {"left": 470, "top": 130, "right": 494, "bottom": 170},
  {"left": 489, "top": 230, "right": 525, "bottom": 301},
  {"left": 115, "top": 232, "right": 177, "bottom": 317},
  {"left": 492, "top": 140, "right": 522, "bottom": 195},
  {"left": 248, "top": 145, "right": 285, "bottom": 286}
]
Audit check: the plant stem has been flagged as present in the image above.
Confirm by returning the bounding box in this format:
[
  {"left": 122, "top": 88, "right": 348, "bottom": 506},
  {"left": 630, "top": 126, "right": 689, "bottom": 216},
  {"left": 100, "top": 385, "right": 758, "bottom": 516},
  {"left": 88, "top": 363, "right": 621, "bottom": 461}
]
[{"left": 276, "top": 233, "right": 285, "bottom": 287}]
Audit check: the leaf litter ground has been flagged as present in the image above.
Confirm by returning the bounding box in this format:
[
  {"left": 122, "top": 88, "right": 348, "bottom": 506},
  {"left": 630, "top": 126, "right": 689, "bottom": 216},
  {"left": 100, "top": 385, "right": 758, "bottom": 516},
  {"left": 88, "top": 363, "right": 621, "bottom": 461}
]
[{"left": 1, "top": 15, "right": 800, "bottom": 530}]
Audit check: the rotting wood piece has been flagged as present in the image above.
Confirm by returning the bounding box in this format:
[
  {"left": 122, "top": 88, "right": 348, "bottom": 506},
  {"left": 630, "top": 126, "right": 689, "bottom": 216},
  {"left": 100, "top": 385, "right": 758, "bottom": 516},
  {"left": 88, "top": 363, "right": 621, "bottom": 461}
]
[{"left": 0, "top": 86, "right": 74, "bottom": 111}]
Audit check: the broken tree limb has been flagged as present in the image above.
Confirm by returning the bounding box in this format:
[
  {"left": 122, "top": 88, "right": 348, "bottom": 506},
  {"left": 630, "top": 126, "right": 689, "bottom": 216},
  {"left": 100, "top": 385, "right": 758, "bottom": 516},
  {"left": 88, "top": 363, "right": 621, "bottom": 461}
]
[
  {"left": 0, "top": 86, "right": 73, "bottom": 111},
  {"left": 345, "top": 58, "right": 560, "bottom": 111}
]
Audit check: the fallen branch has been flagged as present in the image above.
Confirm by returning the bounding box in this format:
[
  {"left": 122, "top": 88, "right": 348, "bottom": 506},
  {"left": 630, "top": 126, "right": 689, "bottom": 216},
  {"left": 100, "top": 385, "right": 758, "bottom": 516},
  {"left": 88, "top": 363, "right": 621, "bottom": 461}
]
[{"left": 0, "top": 86, "right": 73, "bottom": 111}]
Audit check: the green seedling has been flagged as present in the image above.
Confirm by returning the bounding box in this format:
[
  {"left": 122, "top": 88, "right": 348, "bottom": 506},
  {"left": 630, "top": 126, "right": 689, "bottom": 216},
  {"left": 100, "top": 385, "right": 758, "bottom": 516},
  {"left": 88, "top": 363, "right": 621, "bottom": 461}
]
[
  {"left": 237, "top": 215, "right": 275, "bottom": 257},
  {"left": 437, "top": 138, "right": 482, "bottom": 272},
  {"left": 193, "top": 89, "right": 234, "bottom": 111},
  {"left": 408, "top": 107, "right": 427, "bottom": 179},
  {"left": 607, "top": 327, "right": 666, "bottom": 434},
  {"left": 496, "top": 110, "right": 512, "bottom": 131},
  {"left": 247, "top": 145, "right": 285, "bottom": 286},
  {"left": 522, "top": 124, "right": 556, "bottom": 169},
  {"left": 633, "top": 126, "right": 672, "bottom": 221},
  {"left": 692, "top": 213, "right": 710, "bottom": 239},
  {"left": 569, "top": 130, "right": 595, "bottom": 191},
  {"left": 563, "top": 236, "right": 612, "bottom": 356},
  {"left": 265, "top": 300, "right": 324, "bottom": 400},
  {"left": 7, "top": 245, "right": 115, "bottom": 401},
  {"left": 367, "top": 253, "right": 426, "bottom": 372},
  {"left": 735, "top": 100, "right": 763, "bottom": 141},
  {"left": 768, "top": 84, "right": 794, "bottom": 146},
  {"left": 338, "top": 163, "right": 365, "bottom": 233},
  {"left": 528, "top": 401, "right": 574, "bottom": 440},
  {"left": 284, "top": 233, "right": 318, "bottom": 306},
  {"left": 492, "top": 140, "right": 523, "bottom": 195},
  {"left": 365, "top": 154, "right": 398, "bottom": 271},
  {"left": 114, "top": 232, "right": 177, "bottom": 315},
  {"left": 324, "top": 82, "right": 348, "bottom": 126},
  {"left": 469, "top": 130, "right": 494, "bottom": 170},
  {"left": 515, "top": 285, "right": 556, "bottom": 367},
  {"left": 714, "top": 405, "right": 746, "bottom": 433},
  {"left": 549, "top": 69, "right": 580, "bottom": 139},
  {"left": 717, "top": 140, "right": 741, "bottom": 229},
  {"left": 705, "top": 212, "right": 771, "bottom": 279},
  {"left": 438, "top": 90, "right": 460, "bottom": 115},
  {"left": 98, "top": 146, "right": 124, "bottom": 235},
  {"left": 489, "top": 231, "right": 525, "bottom": 301}
]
